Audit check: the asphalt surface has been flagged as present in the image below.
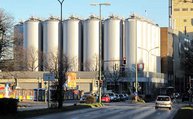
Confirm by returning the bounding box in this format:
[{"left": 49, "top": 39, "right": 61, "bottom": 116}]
[{"left": 27, "top": 101, "right": 183, "bottom": 119}]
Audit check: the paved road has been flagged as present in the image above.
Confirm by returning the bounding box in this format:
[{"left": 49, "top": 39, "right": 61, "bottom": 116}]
[{"left": 28, "top": 102, "right": 183, "bottom": 119}]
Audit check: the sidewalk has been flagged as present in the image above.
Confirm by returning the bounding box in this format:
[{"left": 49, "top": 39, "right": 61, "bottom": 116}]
[{"left": 17, "top": 100, "right": 80, "bottom": 111}]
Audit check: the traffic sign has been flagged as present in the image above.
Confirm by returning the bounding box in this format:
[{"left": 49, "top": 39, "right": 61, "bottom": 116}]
[
  {"left": 43, "top": 73, "right": 55, "bottom": 81},
  {"left": 188, "top": 89, "right": 192, "bottom": 94}
]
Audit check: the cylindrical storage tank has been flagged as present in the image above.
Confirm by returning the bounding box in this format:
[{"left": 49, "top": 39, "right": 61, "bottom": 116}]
[
  {"left": 125, "top": 17, "right": 137, "bottom": 71},
  {"left": 136, "top": 20, "right": 143, "bottom": 63},
  {"left": 14, "top": 22, "right": 24, "bottom": 71},
  {"left": 125, "top": 14, "right": 161, "bottom": 73},
  {"left": 43, "top": 16, "right": 61, "bottom": 71},
  {"left": 63, "top": 16, "right": 82, "bottom": 71},
  {"left": 104, "top": 15, "right": 122, "bottom": 72},
  {"left": 83, "top": 15, "right": 100, "bottom": 71},
  {"left": 23, "top": 17, "right": 42, "bottom": 71}
]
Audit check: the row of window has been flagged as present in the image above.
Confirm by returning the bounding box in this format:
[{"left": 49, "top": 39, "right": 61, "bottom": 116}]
[{"left": 174, "top": 8, "right": 193, "bottom": 11}]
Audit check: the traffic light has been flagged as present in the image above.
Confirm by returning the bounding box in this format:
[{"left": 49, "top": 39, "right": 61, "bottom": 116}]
[
  {"left": 95, "top": 80, "right": 99, "bottom": 87},
  {"left": 123, "top": 57, "right": 126, "bottom": 64},
  {"left": 99, "top": 80, "right": 103, "bottom": 87}
]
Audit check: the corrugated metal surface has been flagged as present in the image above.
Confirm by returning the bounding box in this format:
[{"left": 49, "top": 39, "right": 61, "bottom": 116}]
[
  {"left": 23, "top": 17, "right": 42, "bottom": 71},
  {"left": 63, "top": 16, "right": 82, "bottom": 71},
  {"left": 19, "top": 82, "right": 38, "bottom": 89},
  {"left": 76, "top": 82, "right": 92, "bottom": 93},
  {"left": 43, "top": 17, "right": 61, "bottom": 70},
  {"left": 104, "top": 15, "right": 122, "bottom": 71},
  {"left": 125, "top": 18, "right": 137, "bottom": 70},
  {"left": 125, "top": 14, "right": 161, "bottom": 73},
  {"left": 83, "top": 15, "right": 100, "bottom": 71},
  {"left": 76, "top": 71, "right": 98, "bottom": 79}
]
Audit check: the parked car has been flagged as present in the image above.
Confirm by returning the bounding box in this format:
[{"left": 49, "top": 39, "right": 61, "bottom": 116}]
[
  {"left": 119, "top": 94, "right": 126, "bottom": 101},
  {"left": 101, "top": 94, "right": 110, "bottom": 103},
  {"left": 115, "top": 94, "right": 120, "bottom": 102},
  {"left": 106, "top": 93, "right": 116, "bottom": 102},
  {"left": 123, "top": 94, "right": 129, "bottom": 100},
  {"left": 155, "top": 95, "right": 172, "bottom": 110}
]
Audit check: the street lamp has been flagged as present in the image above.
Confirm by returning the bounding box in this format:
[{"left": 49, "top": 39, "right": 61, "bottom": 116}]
[
  {"left": 57, "top": 0, "right": 65, "bottom": 109},
  {"left": 138, "top": 46, "right": 159, "bottom": 94},
  {"left": 90, "top": 2, "right": 111, "bottom": 103}
]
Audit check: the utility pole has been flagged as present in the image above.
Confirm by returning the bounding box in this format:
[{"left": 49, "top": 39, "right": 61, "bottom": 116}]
[
  {"left": 138, "top": 46, "right": 159, "bottom": 95},
  {"left": 90, "top": 2, "right": 110, "bottom": 103},
  {"left": 57, "top": 0, "right": 65, "bottom": 109}
]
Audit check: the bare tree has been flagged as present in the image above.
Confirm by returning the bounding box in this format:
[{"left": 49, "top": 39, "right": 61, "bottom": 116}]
[
  {"left": 44, "top": 53, "right": 75, "bottom": 108},
  {"left": 43, "top": 52, "right": 59, "bottom": 77},
  {"left": 84, "top": 54, "right": 99, "bottom": 71},
  {"left": 103, "top": 64, "right": 121, "bottom": 93},
  {"left": 0, "top": 8, "right": 14, "bottom": 63},
  {"left": 23, "top": 47, "right": 39, "bottom": 71},
  {"left": 13, "top": 27, "right": 24, "bottom": 71},
  {"left": 57, "top": 55, "right": 73, "bottom": 108}
]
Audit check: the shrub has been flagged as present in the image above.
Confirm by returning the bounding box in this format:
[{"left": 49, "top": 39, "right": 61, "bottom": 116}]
[
  {"left": 85, "top": 95, "right": 96, "bottom": 104},
  {"left": 0, "top": 98, "right": 19, "bottom": 114},
  {"left": 131, "top": 96, "right": 145, "bottom": 103}
]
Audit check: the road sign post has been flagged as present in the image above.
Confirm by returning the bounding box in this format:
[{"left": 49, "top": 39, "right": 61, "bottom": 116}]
[{"left": 43, "top": 73, "right": 55, "bottom": 108}]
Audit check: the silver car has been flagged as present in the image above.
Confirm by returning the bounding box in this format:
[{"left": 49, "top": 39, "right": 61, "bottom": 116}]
[{"left": 155, "top": 95, "right": 172, "bottom": 110}]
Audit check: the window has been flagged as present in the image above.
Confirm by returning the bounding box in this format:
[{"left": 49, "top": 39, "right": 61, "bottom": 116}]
[
  {"left": 191, "top": 18, "right": 193, "bottom": 26},
  {"left": 174, "top": 8, "right": 180, "bottom": 11},
  {"left": 182, "top": 8, "right": 188, "bottom": 11}
]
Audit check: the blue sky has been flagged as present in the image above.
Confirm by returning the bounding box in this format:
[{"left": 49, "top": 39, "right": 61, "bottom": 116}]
[{"left": 0, "top": 0, "right": 168, "bottom": 27}]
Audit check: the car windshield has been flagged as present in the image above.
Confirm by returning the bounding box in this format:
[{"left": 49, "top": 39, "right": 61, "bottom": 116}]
[{"left": 157, "top": 97, "right": 170, "bottom": 101}]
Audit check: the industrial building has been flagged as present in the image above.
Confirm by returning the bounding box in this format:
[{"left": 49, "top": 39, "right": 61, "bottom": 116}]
[{"left": 13, "top": 14, "right": 164, "bottom": 95}]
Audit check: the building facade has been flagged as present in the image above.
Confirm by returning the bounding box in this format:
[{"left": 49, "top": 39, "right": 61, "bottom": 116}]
[{"left": 169, "top": 0, "right": 193, "bottom": 39}]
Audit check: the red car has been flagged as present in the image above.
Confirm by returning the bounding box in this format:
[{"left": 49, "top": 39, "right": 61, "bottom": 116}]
[{"left": 101, "top": 94, "right": 110, "bottom": 103}]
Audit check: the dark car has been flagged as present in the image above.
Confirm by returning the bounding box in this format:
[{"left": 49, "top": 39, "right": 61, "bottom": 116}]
[{"left": 119, "top": 94, "right": 126, "bottom": 101}]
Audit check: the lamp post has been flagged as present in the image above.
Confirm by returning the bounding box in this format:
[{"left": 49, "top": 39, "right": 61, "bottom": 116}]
[
  {"left": 57, "top": 0, "right": 65, "bottom": 21},
  {"left": 90, "top": 2, "right": 111, "bottom": 103},
  {"left": 138, "top": 46, "right": 159, "bottom": 94},
  {"left": 57, "top": 0, "right": 65, "bottom": 109}
]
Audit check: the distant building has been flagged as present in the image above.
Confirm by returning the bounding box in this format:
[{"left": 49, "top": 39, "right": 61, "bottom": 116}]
[
  {"left": 160, "top": 27, "right": 173, "bottom": 84},
  {"left": 169, "top": 0, "right": 193, "bottom": 38},
  {"left": 169, "top": 0, "right": 193, "bottom": 93}
]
